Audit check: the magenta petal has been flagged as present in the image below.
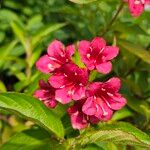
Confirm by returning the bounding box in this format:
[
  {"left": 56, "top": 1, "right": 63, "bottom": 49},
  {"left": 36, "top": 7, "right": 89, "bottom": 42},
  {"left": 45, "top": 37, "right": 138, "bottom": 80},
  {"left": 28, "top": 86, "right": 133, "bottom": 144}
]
[
  {"left": 66, "top": 45, "right": 75, "bottom": 57},
  {"left": 91, "top": 37, "right": 106, "bottom": 52},
  {"left": 82, "top": 97, "right": 97, "bottom": 116},
  {"left": 96, "top": 100, "right": 113, "bottom": 121},
  {"left": 55, "top": 88, "right": 72, "bottom": 104},
  {"left": 78, "top": 40, "right": 90, "bottom": 55},
  {"left": 107, "top": 94, "right": 127, "bottom": 110},
  {"left": 70, "top": 112, "right": 88, "bottom": 130},
  {"left": 49, "top": 74, "right": 68, "bottom": 88},
  {"left": 105, "top": 77, "right": 121, "bottom": 92},
  {"left": 96, "top": 61, "right": 112, "bottom": 74},
  {"left": 44, "top": 99, "right": 58, "bottom": 108},
  {"left": 103, "top": 46, "right": 119, "bottom": 60},
  {"left": 128, "top": 0, "right": 144, "bottom": 17},
  {"left": 36, "top": 55, "right": 55, "bottom": 73},
  {"left": 47, "top": 40, "right": 64, "bottom": 57},
  {"left": 34, "top": 89, "right": 46, "bottom": 99},
  {"left": 145, "top": 0, "right": 150, "bottom": 4},
  {"left": 72, "top": 86, "right": 86, "bottom": 100}
]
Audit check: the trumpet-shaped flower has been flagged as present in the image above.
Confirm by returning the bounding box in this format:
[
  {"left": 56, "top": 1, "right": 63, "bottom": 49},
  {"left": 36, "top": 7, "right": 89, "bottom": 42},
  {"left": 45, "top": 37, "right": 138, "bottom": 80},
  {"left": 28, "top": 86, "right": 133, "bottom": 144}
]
[
  {"left": 78, "top": 37, "right": 119, "bottom": 74},
  {"left": 82, "top": 77, "right": 126, "bottom": 121},
  {"left": 34, "top": 80, "right": 57, "bottom": 108},
  {"left": 68, "top": 100, "right": 99, "bottom": 129},
  {"left": 49, "top": 63, "right": 88, "bottom": 104},
  {"left": 36, "top": 40, "right": 75, "bottom": 73}
]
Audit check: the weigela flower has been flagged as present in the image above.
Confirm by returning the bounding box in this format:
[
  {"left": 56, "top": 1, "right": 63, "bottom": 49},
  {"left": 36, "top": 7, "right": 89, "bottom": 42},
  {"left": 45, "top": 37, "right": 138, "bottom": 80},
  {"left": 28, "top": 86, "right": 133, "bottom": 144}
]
[
  {"left": 36, "top": 40, "right": 75, "bottom": 73},
  {"left": 82, "top": 77, "right": 126, "bottom": 121},
  {"left": 124, "top": 0, "right": 150, "bottom": 17},
  {"left": 35, "top": 38, "right": 126, "bottom": 130},
  {"left": 68, "top": 100, "right": 99, "bottom": 130},
  {"left": 34, "top": 80, "right": 58, "bottom": 108},
  {"left": 78, "top": 37, "right": 119, "bottom": 74},
  {"left": 49, "top": 63, "right": 88, "bottom": 104}
]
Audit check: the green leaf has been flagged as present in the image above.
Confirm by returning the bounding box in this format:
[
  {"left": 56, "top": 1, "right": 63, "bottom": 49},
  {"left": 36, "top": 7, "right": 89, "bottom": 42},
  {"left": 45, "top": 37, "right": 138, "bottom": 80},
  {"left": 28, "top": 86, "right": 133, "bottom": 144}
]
[
  {"left": 0, "top": 81, "right": 7, "bottom": 92},
  {"left": 69, "top": 0, "right": 98, "bottom": 4},
  {"left": 0, "top": 40, "right": 18, "bottom": 68},
  {"left": 1, "top": 128, "right": 66, "bottom": 150},
  {"left": 71, "top": 122, "right": 150, "bottom": 148},
  {"left": 0, "top": 92, "right": 64, "bottom": 138},
  {"left": 119, "top": 41, "right": 150, "bottom": 64},
  {"left": 111, "top": 107, "right": 133, "bottom": 121},
  {"left": 11, "top": 21, "right": 26, "bottom": 49},
  {"left": 32, "top": 23, "right": 66, "bottom": 48}
]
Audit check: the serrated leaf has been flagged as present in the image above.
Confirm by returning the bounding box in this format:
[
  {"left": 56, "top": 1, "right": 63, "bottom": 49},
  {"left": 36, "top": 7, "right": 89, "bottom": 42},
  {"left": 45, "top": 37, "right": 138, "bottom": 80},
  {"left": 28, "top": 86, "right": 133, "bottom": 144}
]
[
  {"left": 1, "top": 128, "right": 66, "bottom": 150},
  {"left": 69, "top": 0, "right": 98, "bottom": 4},
  {"left": 119, "top": 41, "right": 150, "bottom": 64},
  {"left": 0, "top": 92, "right": 64, "bottom": 138},
  {"left": 70, "top": 122, "right": 150, "bottom": 148},
  {"left": 32, "top": 23, "right": 66, "bottom": 48}
]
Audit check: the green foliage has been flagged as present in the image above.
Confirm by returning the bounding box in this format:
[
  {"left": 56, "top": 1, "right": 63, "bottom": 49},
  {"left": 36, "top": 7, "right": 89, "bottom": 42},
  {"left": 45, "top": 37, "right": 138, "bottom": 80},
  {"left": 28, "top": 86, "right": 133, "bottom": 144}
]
[
  {"left": 69, "top": 122, "right": 150, "bottom": 148},
  {"left": 0, "top": 93, "right": 64, "bottom": 138}
]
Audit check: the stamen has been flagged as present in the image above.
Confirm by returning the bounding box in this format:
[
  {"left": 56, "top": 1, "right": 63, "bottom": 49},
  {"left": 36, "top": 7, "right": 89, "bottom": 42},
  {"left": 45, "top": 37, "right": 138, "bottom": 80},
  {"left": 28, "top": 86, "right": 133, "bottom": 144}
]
[
  {"left": 107, "top": 92, "right": 114, "bottom": 97},
  {"left": 87, "top": 53, "right": 91, "bottom": 58}
]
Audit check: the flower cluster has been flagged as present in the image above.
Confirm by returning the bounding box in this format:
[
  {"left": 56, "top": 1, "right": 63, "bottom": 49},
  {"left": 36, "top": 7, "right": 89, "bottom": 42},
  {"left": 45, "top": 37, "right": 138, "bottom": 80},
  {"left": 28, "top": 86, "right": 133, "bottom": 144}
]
[
  {"left": 34, "top": 37, "right": 126, "bottom": 129},
  {"left": 124, "top": 0, "right": 150, "bottom": 17}
]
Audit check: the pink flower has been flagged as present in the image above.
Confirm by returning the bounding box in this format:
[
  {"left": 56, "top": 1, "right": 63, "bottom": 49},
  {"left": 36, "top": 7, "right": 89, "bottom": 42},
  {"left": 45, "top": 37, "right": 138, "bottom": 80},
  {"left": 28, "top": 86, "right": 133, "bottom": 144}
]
[
  {"left": 78, "top": 37, "right": 119, "bottom": 74},
  {"left": 125, "top": 0, "right": 150, "bottom": 17},
  {"left": 68, "top": 100, "right": 99, "bottom": 130},
  {"left": 34, "top": 80, "right": 57, "bottom": 108},
  {"left": 82, "top": 77, "right": 126, "bottom": 121},
  {"left": 49, "top": 63, "right": 88, "bottom": 104},
  {"left": 36, "top": 40, "right": 75, "bottom": 73}
]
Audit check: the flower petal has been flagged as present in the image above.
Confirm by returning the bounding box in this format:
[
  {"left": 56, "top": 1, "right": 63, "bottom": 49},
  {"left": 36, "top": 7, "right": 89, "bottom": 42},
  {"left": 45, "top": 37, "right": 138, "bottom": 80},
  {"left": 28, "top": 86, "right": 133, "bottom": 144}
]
[
  {"left": 72, "top": 86, "right": 86, "bottom": 100},
  {"left": 104, "top": 77, "right": 121, "bottom": 93},
  {"left": 49, "top": 73, "right": 69, "bottom": 88},
  {"left": 82, "top": 97, "right": 97, "bottom": 116},
  {"left": 103, "top": 46, "right": 119, "bottom": 60},
  {"left": 96, "top": 61, "right": 112, "bottom": 74},
  {"left": 70, "top": 112, "right": 88, "bottom": 130},
  {"left": 128, "top": 0, "right": 144, "bottom": 17},
  {"left": 91, "top": 37, "right": 106, "bottom": 53},
  {"left": 55, "top": 88, "right": 72, "bottom": 104},
  {"left": 66, "top": 45, "right": 75, "bottom": 57},
  {"left": 106, "top": 94, "right": 127, "bottom": 110},
  {"left": 78, "top": 40, "right": 90, "bottom": 55},
  {"left": 47, "top": 40, "right": 64, "bottom": 57},
  {"left": 36, "top": 55, "right": 58, "bottom": 73},
  {"left": 95, "top": 99, "right": 113, "bottom": 121},
  {"left": 44, "top": 98, "right": 58, "bottom": 108}
]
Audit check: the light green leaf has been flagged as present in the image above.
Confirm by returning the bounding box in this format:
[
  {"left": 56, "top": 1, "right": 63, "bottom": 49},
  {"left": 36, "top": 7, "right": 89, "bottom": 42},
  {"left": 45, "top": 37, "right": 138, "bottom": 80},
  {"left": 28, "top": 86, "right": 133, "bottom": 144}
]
[
  {"left": 11, "top": 22, "right": 26, "bottom": 49},
  {"left": 112, "top": 107, "right": 133, "bottom": 121},
  {"left": 0, "top": 40, "right": 18, "bottom": 68},
  {"left": 32, "top": 23, "right": 66, "bottom": 47},
  {"left": 69, "top": 0, "right": 98, "bottom": 4},
  {"left": 0, "top": 81, "right": 7, "bottom": 92},
  {"left": 119, "top": 41, "right": 150, "bottom": 64},
  {"left": 0, "top": 92, "right": 64, "bottom": 138},
  {"left": 70, "top": 122, "right": 150, "bottom": 148},
  {"left": 1, "top": 128, "right": 66, "bottom": 150}
]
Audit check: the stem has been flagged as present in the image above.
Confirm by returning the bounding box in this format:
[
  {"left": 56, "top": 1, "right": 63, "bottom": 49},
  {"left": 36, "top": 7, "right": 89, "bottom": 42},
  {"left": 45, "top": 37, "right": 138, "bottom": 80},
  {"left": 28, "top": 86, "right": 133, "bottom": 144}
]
[
  {"left": 101, "top": 2, "right": 124, "bottom": 36},
  {"left": 25, "top": 39, "right": 32, "bottom": 79}
]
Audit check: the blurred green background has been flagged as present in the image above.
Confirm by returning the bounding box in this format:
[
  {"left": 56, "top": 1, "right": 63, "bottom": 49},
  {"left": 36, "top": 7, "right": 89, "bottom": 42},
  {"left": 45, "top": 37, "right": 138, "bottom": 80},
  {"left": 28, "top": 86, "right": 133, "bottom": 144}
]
[{"left": 0, "top": 0, "right": 150, "bottom": 149}]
